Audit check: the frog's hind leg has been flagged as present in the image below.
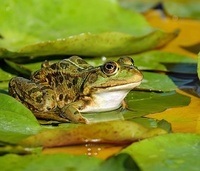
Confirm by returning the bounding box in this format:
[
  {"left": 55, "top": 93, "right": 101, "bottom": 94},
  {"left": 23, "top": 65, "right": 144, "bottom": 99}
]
[
  {"left": 9, "top": 77, "right": 69, "bottom": 123},
  {"left": 9, "top": 77, "right": 45, "bottom": 110}
]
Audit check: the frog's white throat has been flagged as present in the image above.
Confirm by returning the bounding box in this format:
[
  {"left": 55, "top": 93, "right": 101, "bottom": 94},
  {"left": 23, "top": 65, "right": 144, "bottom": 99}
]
[{"left": 80, "top": 81, "right": 141, "bottom": 113}]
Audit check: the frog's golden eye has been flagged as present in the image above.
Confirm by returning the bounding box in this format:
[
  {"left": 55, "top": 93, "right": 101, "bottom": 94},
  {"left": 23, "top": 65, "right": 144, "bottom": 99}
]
[{"left": 102, "top": 61, "right": 118, "bottom": 76}]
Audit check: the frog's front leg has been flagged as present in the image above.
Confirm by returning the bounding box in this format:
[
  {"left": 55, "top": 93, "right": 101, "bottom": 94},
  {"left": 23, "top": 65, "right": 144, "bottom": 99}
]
[{"left": 61, "top": 101, "right": 88, "bottom": 124}]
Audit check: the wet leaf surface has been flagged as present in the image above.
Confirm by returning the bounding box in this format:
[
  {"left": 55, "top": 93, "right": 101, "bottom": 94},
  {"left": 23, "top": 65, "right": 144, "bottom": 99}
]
[
  {"left": 139, "top": 72, "right": 177, "bottom": 92},
  {"left": 0, "top": 93, "right": 41, "bottom": 144},
  {"left": 0, "top": 153, "right": 102, "bottom": 171},
  {"left": 1, "top": 134, "right": 199, "bottom": 171},
  {"left": 119, "top": 0, "right": 200, "bottom": 20},
  {"left": 0, "top": 0, "right": 152, "bottom": 50},
  {"left": 118, "top": 0, "right": 161, "bottom": 13},
  {"left": 0, "top": 30, "right": 178, "bottom": 59},
  {"left": 20, "top": 120, "right": 167, "bottom": 148},
  {"left": 163, "top": 0, "right": 200, "bottom": 19},
  {"left": 133, "top": 50, "right": 197, "bottom": 73},
  {"left": 122, "top": 133, "right": 200, "bottom": 171},
  {"left": 124, "top": 91, "right": 190, "bottom": 118}
]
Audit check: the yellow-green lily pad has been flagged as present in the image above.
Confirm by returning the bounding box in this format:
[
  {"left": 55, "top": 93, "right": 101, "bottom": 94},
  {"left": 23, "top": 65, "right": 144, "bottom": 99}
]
[{"left": 121, "top": 133, "right": 200, "bottom": 171}]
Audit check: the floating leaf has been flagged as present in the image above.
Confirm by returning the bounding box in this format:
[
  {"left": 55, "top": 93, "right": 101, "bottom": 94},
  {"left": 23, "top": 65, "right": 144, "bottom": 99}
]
[
  {"left": 1, "top": 134, "right": 199, "bottom": 171},
  {"left": 0, "top": 144, "right": 41, "bottom": 155},
  {"left": 139, "top": 71, "right": 177, "bottom": 92},
  {"left": 99, "top": 153, "right": 141, "bottom": 171},
  {"left": 124, "top": 91, "right": 190, "bottom": 119},
  {"left": 0, "top": 81, "right": 9, "bottom": 90},
  {"left": 0, "top": 30, "right": 178, "bottom": 59},
  {"left": 0, "top": 68, "right": 14, "bottom": 81},
  {"left": 163, "top": 0, "right": 200, "bottom": 20},
  {"left": 0, "top": 153, "right": 102, "bottom": 171},
  {"left": 132, "top": 50, "right": 197, "bottom": 74},
  {"left": 4, "top": 59, "right": 31, "bottom": 77},
  {"left": 129, "top": 118, "right": 172, "bottom": 133},
  {"left": 0, "top": 0, "right": 152, "bottom": 50},
  {"left": 20, "top": 120, "right": 167, "bottom": 147},
  {"left": 0, "top": 93, "right": 41, "bottom": 144},
  {"left": 121, "top": 133, "right": 200, "bottom": 171},
  {"left": 118, "top": 0, "right": 160, "bottom": 13}
]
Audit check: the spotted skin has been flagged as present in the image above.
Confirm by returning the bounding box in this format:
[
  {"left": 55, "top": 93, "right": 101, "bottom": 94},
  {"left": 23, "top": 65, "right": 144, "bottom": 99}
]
[{"left": 9, "top": 56, "right": 143, "bottom": 123}]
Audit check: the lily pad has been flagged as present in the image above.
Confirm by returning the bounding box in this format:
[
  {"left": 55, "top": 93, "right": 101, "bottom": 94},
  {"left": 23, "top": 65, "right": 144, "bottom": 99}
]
[
  {"left": 132, "top": 50, "right": 197, "bottom": 74},
  {"left": 0, "top": 93, "right": 41, "bottom": 144},
  {"left": 163, "top": 0, "right": 200, "bottom": 20},
  {"left": 139, "top": 71, "right": 177, "bottom": 92},
  {"left": 0, "top": 30, "right": 178, "bottom": 59},
  {"left": 4, "top": 59, "right": 31, "bottom": 77},
  {"left": 121, "top": 133, "right": 200, "bottom": 171},
  {"left": 124, "top": 91, "right": 190, "bottom": 119},
  {"left": 0, "top": 153, "right": 102, "bottom": 171},
  {"left": 0, "top": 68, "right": 14, "bottom": 81},
  {"left": 0, "top": 81, "right": 9, "bottom": 90},
  {"left": 20, "top": 120, "right": 167, "bottom": 147},
  {"left": 1, "top": 134, "right": 199, "bottom": 171},
  {"left": 118, "top": 0, "right": 161, "bottom": 13},
  {"left": 0, "top": 0, "right": 152, "bottom": 50}
]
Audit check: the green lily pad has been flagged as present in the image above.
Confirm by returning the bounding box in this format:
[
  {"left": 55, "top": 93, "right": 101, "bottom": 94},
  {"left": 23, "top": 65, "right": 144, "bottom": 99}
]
[
  {"left": 0, "top": 0, "right": 152, "bottom": 51},
  {"left": 0, "top": 81, "right": 9, "bottom": 90},
  {"left": 99, "top": 153, "right": 141, "bottom": 171},
  {"left": 0, "top": 93, "right": 41, "bottom": 144},
  {"left": 163, "top": 0, "right": 200, "bottom": 20},
  {"left": 0, "top": 153, "right": 102, "bottom": 171},
  {"left": 124, "top": 91, "right": 190, "bottom": 119},
  {"left": 0, "top": 30, "right": 178, "bottom": 59},
  {"left": 139, "top": 71, "right": 177, "bottom": 92},
  {"left": 118, "top": 0, "right": 160, "bottom": 13},
  {"left": 0, "top": 68, "right": 14, "bottom": 81},
  {"left": 132, "top": 50, "right": 197, "bottom": 74},
  {"left": 129, "top": 118, "right": 172, "bottom": 133},
  {"left": 4, "top": 59, "right": 31, "bottom": 77},
  {"left": 121, "top": 133, "right": 200, "bottom": 171}
]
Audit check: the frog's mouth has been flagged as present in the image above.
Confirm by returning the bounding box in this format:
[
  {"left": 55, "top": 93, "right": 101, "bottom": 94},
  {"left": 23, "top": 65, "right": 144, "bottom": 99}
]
[
  {"left": 81, "top": 81, "right": 142, "bottom": 113},
  {"left": 95, "top": 81, "right": 142, "bottom": 92}
]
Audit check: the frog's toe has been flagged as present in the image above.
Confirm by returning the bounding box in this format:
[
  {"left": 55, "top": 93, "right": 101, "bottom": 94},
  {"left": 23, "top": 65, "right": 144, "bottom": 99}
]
[{"left": 77, "top": 116, "right": 88, "bottom": 124}]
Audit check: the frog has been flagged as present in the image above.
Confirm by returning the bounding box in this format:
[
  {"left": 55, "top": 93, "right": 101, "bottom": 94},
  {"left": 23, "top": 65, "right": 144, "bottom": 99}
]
[{"left": 8, "top": 56, "right": 143, "bottom": 124}]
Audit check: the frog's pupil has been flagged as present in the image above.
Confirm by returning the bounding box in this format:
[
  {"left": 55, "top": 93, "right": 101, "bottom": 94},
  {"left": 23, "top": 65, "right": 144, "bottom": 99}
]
[{"left": 106, "top": 63, "right": 114, "bottom": 70}]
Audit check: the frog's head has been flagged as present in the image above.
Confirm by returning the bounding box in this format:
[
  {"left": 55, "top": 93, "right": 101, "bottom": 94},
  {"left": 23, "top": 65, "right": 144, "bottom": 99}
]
[{"left": 81, "top": 56, "right": 143, "bottom": 113}]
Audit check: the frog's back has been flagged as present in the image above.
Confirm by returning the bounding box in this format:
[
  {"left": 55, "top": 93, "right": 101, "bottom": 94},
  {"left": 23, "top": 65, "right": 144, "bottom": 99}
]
[{"left": 31, "top": 56, "right": 92, "bottom": 105}]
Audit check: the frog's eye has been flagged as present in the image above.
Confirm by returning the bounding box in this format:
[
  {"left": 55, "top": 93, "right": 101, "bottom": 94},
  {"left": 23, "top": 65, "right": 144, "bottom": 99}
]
[{"left": 102, "top": 61, "right": 118, "bottom": 76}]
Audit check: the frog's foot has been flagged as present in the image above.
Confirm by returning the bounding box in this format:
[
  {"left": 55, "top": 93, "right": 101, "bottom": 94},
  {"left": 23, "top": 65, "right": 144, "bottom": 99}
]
[
  {"left": 33, "top": 111, "right": 70, "bottom": 123},
  {"left": 61, "top": 104, "right": 88, "bottom": 124}
]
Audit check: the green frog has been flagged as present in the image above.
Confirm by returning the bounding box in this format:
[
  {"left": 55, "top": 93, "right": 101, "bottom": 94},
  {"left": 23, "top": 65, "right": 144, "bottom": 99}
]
[{"left": 8, "top": 56, "right": 143, "bottom": 123}]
